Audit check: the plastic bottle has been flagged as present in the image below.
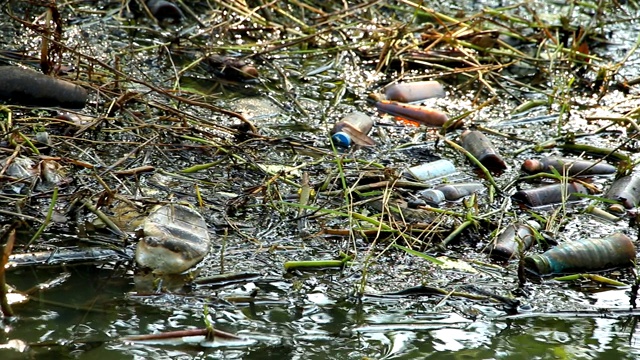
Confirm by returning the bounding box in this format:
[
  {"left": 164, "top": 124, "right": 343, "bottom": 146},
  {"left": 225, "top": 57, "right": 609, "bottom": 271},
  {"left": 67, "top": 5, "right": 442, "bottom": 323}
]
[
  {"left": 375, "top": 100, "right": 461, "bottom": 128},
  {"left": 405, "top": 159, "right": 456, "bottom": 182},
  {"left": 521, "top": 157, "right": 616, "bottom": 176},
  {"left": 418, "top": 182, "right": 484, "bottom": 204},
  {"left": 512, "top": 182, "right": 589, "bottom": 207},
  {"left": 604, "top": 174, "right": 640, "bottom": 209},
  {"left": 487, "top": 221, "right": 539, "bottom": 260},
  {"left": 460, "top": 130, "right": 507, "bottom": 171},
  {"left": 383, "top": 81, "right": 445, "bottom": 103},
  {"left": 524, "top": 233, "right": 636, "bottom": 275},
  {"left": 330, "top": 112, "right": 375, "bottom": 148},
  {"left": 146, "top": 0, "right": 183, "bottom": 22}
]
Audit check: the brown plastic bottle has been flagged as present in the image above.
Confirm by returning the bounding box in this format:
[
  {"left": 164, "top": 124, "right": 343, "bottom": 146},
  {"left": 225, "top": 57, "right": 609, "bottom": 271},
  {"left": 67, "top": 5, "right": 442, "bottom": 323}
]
[{"left": 460, "top": 130, "right": 507, "bottom": 171}]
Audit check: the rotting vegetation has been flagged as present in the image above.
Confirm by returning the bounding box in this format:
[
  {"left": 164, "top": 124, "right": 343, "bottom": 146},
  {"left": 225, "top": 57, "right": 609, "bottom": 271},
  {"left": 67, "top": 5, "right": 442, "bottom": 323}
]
[{"left": 1, "top": 0, "right": 640, "bottom": 357}]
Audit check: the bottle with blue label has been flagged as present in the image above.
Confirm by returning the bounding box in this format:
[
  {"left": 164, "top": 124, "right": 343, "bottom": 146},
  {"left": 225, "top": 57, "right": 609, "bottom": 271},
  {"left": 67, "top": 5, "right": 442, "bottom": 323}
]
[{"left": 330, "top": 112, "right": 375, "bottom": 148}]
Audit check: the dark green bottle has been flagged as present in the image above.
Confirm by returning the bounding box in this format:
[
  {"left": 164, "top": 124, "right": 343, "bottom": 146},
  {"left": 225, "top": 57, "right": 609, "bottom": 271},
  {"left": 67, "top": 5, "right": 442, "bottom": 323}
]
[{"left": 524, "top": 233, "right": 636, "bottom": 275}]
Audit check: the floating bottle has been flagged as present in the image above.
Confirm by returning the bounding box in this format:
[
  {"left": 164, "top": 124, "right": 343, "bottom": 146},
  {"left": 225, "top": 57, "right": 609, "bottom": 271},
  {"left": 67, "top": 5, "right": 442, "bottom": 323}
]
[
  {"left": 418, "top": 182, "right": 484, "bottom": 204},
  {"left": 512, "top": 182, "right": 589, "bottom": 207},
  {"left": 604, "top": 174, "right": 640, "bottom": 209},
  {"left": 524, "top": 233, "right": 636, "bottom": 275},
  {"left": 383, "top": 81, "right": 445, "bottom": 103},
  {"left": 460, "top": 130, "right": 507, "bottom": 171},
  {"left": 0, "top": 66, "right": 87, "bottom": 109},
  {"left": 405, "top": 159, "right": 456, "bottom": 182},
  {"left": 330, "top": 112, "right": 375, "bottom": 148},
  {"left": 522, "top": 157, "right": 616, "bottom": 176},
  {"left": 487, "top": 221, "right": 539, "bottom": 260},
  {"left": 375, "top": 100, "right": 461, "bottom": 128},
  {"left": 146, "top": 0, "right": 183, "bottom": 22}
]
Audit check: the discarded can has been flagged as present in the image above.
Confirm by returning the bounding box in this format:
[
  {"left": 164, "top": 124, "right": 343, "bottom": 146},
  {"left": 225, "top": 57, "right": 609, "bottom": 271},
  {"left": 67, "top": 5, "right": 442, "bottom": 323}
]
[
  {"left": 522, "top": 157, "right": 616, "bottom": 176},
  {"left": 405, "top": 159, "right": 456, "bottom": 182},
  {"left": 375, "top": 100, "right": 460, "bottom": 128},
  {"left": 330, "top": 111, "right": 375, "bottom": 148},
  {"left": 136, "top": 204, "right": 212, "bottom": 274},
  {"left": 512, "top": 182, "right": 589, "bottom": 207},
  {"left": 487, "top": 221, "right": 539, "bottom": 260},
  {"left": 146, "top": 0, "right": 183, "bottom": 22},
  {"left": 418, "top": 182, "right": 484, "bottom": 204},
  {"left": 604, "top": 174, "right": 640, "bottom": 209},
  {"left": 524, "top": 233, "right": 636, "bottom": 275},
  {"left": 460, "top": 130, "right": 507, "bottom": 171},
  {"left": 383, "top": 81, "right": 445, "bottom": 103}
]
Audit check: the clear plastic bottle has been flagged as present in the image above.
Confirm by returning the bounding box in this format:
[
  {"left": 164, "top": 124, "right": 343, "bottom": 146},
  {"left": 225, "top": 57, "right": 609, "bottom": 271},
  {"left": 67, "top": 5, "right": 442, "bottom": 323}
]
[{"left": 330, "top": 112, "right": 375, "bottom": 148}]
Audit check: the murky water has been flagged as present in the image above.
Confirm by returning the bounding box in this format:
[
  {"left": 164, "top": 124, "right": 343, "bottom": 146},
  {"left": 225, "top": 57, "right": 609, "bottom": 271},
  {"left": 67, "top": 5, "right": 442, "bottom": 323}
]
[{"left": 1, "top": 0, "right": 640, "bottom": 359}]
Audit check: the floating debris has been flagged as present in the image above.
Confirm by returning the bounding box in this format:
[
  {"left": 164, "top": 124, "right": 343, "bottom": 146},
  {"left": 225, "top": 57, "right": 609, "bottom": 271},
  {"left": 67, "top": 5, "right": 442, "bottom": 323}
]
[
  {"left": 418, "top": 182, "right": 484, "bottom": 205},
  {"left": 405, "top": 159, "right": 456, "bottom": 182},
  {"left": 0, "top": 66, "right": 87, "bottom": 108},
  {"left": 460, "top": 130, "right": 507, "bottom": 171},
  {"left": 330, "top": 111, "right": 375, "bottom": 147},
  {"left": 146, "top": 0, "right": 183, "bottom": 22},
  {"left": 512, "top": 182, "right": 589, "bottom": 207},
  {"left": 525, "top": 233, "right": 636, "bottom": 275},
  {"left": 604, "top": 174, "right": 640, "bottom": 210},
  {"left": 375, "top": 100, "right": 455, "bottom": 127},
  {"left": 136, "top": 204, "right": 212, "bottom": 274},
  {"left": 487, "top": 221, "right": 539, "bottom": 260},
  {"left": 382, "top": 81, "right": 445, "bottom": 102},
  {"left": 522, "top": 157, "right": 616, "bottom": 176}
]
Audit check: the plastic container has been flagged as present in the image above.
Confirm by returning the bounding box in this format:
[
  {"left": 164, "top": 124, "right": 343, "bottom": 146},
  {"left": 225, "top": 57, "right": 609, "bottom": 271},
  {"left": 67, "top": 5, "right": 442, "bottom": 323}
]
[
  {"left": 405, "top": 159, "right": 456, "bottom": 182},
  {"left": 524, "top": 233, "right": 636, "bottom": 275},
  {"left": 521, "top": 157, "right": 616, "bottom": 176},
  {"left": 146, "top": 0, "right": 183, "bottom": 22},
  {"left": 330, "top": 112, "right": 375, "bottom": 148},
  {"left": 487, "top": 221, "right": 539, "bottom": 260},
  {"left": 604, "top": 174, "right": 640, "bottom": 209},
  {"left": 460, "top": 130, "right": 507, "bottom": 171},
  {"left": 383, "top": 81, "right": 445, "bottom": 102},
  {"left": 375, "top": 100, "right": 460, "bottom": 128},
  {"left": 512, "top": 182, "right": 589, "bottom": 207},
  {"left": 418, "top": 182, "right": 484, "bottom": 204}
]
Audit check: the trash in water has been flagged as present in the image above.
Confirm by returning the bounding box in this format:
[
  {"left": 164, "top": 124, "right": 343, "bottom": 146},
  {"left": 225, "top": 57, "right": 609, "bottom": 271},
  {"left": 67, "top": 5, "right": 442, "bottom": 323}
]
[
  {"left": 512, "top": 182, "right": 590, "bottom": 207},
  {"left": 487, "top": 221, "right": 539, "bottom": 260},
  {"left": 524, "top": 233, "right": 636, "bottom": 275},
  {"left": 459, "top": 130, "right": 507, "bottom": 171},
  {"left": 136, "top": 204, "right": 212, "bottom": 274},
  {"left": 418, "top": 182, "right": 485, "bottom": 205},
  {"left": 521, "top": 156, "right": 616, "bottom": 176},
  {"left": 381, "top": 81, "right": 445, "bottom": 103},
  {"left": 405, "top": 159, "right": 456, "bottom": 182},
  {"left": 330, "top": 111, "right": 375, "bottom": 148}
]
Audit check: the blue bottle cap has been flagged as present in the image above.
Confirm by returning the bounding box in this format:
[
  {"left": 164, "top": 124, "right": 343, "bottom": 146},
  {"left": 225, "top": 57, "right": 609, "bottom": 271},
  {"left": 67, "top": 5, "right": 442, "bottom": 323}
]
[{"left": 331, "top": 132, "right": 351, "bottom": 147}]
